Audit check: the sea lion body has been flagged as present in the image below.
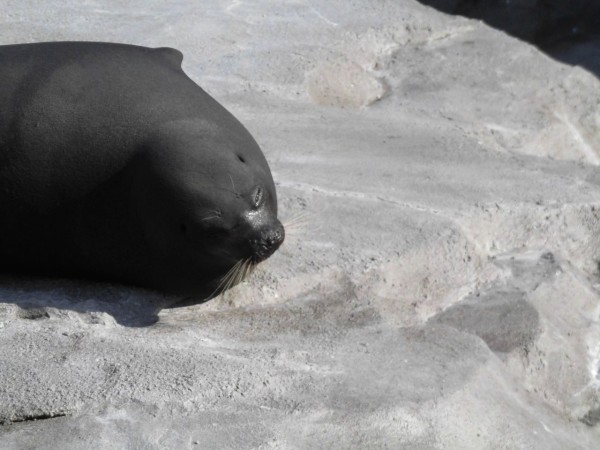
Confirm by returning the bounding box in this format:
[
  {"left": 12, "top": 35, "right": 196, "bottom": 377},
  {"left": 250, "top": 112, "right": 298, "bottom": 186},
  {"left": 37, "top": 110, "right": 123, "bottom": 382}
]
[{"left": 0, "top": 42, "right": 284, "bottom": 297}]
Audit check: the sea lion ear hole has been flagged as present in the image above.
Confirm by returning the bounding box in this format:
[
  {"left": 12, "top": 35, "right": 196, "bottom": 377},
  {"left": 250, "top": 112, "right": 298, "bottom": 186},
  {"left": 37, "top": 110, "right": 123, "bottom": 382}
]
[{"left": 237, "top": 155, "right": 246, "bottom": 163}]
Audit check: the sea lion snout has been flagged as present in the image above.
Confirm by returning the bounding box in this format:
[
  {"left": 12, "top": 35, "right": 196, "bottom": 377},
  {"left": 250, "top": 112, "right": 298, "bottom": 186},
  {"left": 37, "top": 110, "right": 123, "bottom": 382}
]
[{"left": 250, "top": 221, "right": 285, "bottom": 263}]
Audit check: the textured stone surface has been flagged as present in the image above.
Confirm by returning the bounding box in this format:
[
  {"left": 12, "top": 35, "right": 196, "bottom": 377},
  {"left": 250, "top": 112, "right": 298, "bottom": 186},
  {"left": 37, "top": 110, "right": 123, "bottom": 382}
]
[{"left": 1, "top": 0, "right": 600, "bottom": 448}]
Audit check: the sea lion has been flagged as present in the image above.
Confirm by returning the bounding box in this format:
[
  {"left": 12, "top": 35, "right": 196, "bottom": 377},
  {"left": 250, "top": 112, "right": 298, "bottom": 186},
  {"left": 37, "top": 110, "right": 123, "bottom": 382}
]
[{"left": 0, "top": 41, "right": 284, "bottom": 298}]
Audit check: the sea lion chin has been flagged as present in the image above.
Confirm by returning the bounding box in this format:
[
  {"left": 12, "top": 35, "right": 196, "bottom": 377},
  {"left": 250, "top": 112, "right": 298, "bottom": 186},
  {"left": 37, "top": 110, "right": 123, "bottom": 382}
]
[{"left": 0, "top": 41, "right": 284, "bottom": 299}]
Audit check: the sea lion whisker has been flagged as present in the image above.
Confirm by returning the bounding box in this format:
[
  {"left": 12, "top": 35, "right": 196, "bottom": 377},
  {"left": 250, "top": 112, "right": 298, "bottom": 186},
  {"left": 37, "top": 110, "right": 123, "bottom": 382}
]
[
  {"left": 228, "top": 263, "right": 241, "bottom": 290},
  {"left": 230, "top": 260, "right": 246, "bottom": 296},
  {"left": 213, "top": 185, "right": 238, "bottom": 195},
  {"left": 285, "top": 211, "right": 310, "bottom": 221},
  {"left": 234, "top": 258, "right": 249, "bottom": 284},
  {"left": 193, "top": 182, "right": 238, "bottom": 196},
  {"left": 206, "top": 259, "right": 243, "bottom": 300},
  {"left": 222, "top": 269, "right": 237, "bottom": 296},
  {"left": 231, "top": 262, "right": 246, "bottom": 287},
  {"left": 249, "top": 260, "right": 258, "bottom": 276},
  {"left": 231, "top": 258, "right": 247, "bottom": 284},
  {"left": 242, "top": 259, "right": 254, "bottom": 283},
  {"left": 247, "top": 260, "right": 260, "bottom": 279},
  {"left": 220, "top": 261, "right": 242, "bottom": 299},
  {"left": 228, "top": 174, "right": 240, "bottom": 195},
  {"left": 235, "top": 261, "right": 246, "bottom": 286},
  {"left": 287, "top": 215, "right": 309, "bottom": 223},
  {"left": 241, "top": 258, "right": 254, "bottom": 282},
  {"left": 282, "top": 213, "right": 312, "bottom": 238},
  {"left": 208, "top": 264, "right": 236, "bottom": 300},
  {"left": 282, "top": 222, "right": 308, "bottom": 231},
  {"left": 282, "top": 212, "right": 311, "bottom": 229},
  {"left": 199, "top": 215, "right": 220, "bottom": 222},
  {"left": 281, "top": 228, "right": 300, "bottom": 237}
]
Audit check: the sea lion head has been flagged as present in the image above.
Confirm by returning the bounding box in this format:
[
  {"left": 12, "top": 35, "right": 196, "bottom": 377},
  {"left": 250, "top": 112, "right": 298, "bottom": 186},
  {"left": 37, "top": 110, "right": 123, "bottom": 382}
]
[{"left": 132, "top": 117, "right": 284, "bottom": 293}]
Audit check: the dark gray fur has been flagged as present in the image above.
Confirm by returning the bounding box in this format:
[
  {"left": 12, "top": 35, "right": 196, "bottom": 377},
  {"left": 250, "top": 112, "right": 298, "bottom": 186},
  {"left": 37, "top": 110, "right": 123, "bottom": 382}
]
[{"left": 0, "top": 42, "right": 284, "bottom": 297}]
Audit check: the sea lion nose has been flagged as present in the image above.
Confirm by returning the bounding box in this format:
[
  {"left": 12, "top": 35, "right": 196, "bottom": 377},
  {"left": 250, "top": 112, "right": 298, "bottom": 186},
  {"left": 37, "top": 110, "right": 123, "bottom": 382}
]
[
  {"left": 250, "top": 222, "right": 285, "bottom": 262},
  {"left": 266, "top": 223, "right": 285, "bottom": 249}
]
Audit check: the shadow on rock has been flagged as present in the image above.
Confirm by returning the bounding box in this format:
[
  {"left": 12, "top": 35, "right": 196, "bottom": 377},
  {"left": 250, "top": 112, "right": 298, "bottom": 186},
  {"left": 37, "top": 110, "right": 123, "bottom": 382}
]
[
  {"left": 426, "top": 251, "right": 560, "bottom": 354},
  {"left": 429, "top": 289, "right": 540, "bottom": 353},
  {"left": 0, "top": 275, "right": 181, "bottom": 327},
  {"left": 418, "top": 0, "right": 600, "bottom": 78}
]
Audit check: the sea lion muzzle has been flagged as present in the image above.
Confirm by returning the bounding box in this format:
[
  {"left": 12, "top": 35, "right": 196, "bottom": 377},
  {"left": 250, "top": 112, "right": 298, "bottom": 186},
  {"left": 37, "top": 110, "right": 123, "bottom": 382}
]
[{"left": 249, "top": 221, "right": 285, "bottom": 263}]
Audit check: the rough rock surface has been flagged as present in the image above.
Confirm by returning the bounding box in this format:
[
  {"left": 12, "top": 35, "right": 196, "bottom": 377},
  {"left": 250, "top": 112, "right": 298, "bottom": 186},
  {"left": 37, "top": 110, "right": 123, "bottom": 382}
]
[{"left": 1, "top": 0, "right": 600, "bottom": 448}]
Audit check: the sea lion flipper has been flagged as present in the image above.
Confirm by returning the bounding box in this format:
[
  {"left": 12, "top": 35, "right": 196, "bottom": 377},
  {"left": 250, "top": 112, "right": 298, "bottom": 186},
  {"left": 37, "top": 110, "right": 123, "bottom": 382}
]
[{"left": 153, "top": 47, "right": 183, "bottom": 68}]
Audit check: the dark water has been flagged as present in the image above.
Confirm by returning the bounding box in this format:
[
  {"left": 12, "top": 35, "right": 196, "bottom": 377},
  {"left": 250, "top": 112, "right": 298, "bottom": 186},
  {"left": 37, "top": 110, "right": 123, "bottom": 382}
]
[
  {"left": 418, "top": 0, "right": 600, "bottom": 79},
  {"left": 549, "top": 37, "right": 600, "bottom": 76}
]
